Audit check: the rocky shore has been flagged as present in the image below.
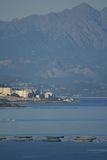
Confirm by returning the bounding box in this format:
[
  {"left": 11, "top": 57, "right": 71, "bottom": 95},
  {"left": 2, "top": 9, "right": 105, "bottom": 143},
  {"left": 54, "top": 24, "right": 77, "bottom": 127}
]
[
  {"left": 0, "top": 98, "right": 24, "bottom": 107},
  {"left": 0, "top": 135, "right": 107, "bottom": 143}
]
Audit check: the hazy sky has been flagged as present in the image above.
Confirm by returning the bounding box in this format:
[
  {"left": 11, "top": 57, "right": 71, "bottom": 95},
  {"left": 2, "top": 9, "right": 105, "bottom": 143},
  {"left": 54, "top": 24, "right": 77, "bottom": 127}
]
[{"left": 0, "top": 0, "right": 107, "bottom": 21}]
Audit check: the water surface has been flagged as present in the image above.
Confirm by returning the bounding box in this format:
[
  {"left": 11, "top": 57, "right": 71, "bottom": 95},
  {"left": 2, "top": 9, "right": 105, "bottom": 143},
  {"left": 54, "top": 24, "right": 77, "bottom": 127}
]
[{"left": 0, "top": 98, "right": 107, "bottom": 136}]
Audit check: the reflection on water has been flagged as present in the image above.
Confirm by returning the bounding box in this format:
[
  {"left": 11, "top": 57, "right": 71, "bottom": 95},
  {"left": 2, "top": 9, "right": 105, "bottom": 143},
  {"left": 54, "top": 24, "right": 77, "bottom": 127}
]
[{"left": 0, "top": 99, "right": 107, "bottom": 136}]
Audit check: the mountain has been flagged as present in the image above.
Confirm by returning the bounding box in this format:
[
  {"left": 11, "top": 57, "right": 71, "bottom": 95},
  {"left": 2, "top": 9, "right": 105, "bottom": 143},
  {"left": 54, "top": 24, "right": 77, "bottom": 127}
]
[{"left": 0, "top": 3, "right": 107, "bottom": 96}]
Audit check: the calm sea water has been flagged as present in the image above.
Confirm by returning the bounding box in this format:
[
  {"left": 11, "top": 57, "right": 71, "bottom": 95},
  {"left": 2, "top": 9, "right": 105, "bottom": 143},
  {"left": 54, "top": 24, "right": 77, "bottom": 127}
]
[
  {"left": 0, "top": 98, "right": 107, "bottom": 136},
  {"left": 0, "top": 141, "right": 107, "bottom": 160},
  {"left": 0, "top": 98, "right": 107, "bottom": 160}
]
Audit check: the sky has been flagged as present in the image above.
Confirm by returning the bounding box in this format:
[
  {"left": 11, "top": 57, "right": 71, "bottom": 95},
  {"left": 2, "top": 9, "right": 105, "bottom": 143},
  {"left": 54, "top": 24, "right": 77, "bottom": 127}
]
[{"left": 0, "top": 0, "right": 107, "bottom": 21}]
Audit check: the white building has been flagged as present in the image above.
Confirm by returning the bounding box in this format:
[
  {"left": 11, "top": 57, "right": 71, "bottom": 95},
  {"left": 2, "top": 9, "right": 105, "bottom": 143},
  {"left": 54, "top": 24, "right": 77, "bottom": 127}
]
[
  {"left": 44, "top": 91, "right": 53, "bottom": 99},
  {"left": 14, "top": 89, "right": 30, "bottom": 98},
  {"left": 0, "top": 86, "right": 12, "bottom": 96}
]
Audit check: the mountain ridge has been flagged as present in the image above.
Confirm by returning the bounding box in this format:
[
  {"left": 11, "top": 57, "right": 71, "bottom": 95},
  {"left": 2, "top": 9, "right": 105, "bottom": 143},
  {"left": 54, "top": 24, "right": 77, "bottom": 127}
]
[{"left": 0, "top": 3, "right": 107, "bottom": 96}]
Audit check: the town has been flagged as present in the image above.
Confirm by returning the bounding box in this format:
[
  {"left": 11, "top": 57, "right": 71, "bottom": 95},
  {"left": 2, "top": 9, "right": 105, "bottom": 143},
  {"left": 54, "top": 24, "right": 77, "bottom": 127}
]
[{"left": 0, "top": 85, "right": 74, "bottom": 106}]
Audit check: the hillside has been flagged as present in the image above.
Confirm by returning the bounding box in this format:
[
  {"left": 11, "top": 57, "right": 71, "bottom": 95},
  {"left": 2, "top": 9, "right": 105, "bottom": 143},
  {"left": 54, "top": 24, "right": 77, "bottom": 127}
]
[{"left": 0, "top": 3, "right": 107, "bottom": 96}]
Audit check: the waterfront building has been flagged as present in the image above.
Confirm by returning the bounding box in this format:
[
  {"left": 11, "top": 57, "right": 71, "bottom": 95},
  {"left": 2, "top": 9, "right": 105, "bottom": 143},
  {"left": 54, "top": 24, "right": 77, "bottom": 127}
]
[
  {"left": 0, "top": 86, "right": 12, "bottom": 96},
  {"left": 44, "top": 91, "right": 53, "bottom": 99},
  {"left": 14, "top": 89, "right": 30, "bottom": 98}
]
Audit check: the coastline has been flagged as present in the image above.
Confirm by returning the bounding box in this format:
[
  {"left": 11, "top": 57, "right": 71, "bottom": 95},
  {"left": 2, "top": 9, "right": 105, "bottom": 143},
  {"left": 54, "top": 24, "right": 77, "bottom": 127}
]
[
  {"left": 0, "top": 96, "right": 75, "bottom": 106},
  {"left": 1, "top": 96, "right": 107, "bottom": 108}
]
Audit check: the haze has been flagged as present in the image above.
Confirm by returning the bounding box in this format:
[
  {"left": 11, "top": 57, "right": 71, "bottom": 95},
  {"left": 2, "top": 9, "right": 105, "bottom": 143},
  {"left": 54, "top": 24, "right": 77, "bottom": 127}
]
[{"left": 0, "top": 0, "right": 107, "bottom": 21}]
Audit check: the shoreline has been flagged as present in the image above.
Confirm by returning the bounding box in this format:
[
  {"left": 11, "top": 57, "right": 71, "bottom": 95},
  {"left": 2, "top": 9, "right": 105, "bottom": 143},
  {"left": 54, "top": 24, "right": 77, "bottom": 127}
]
[
  {"left": 0, "top": 96, "right": 75, "bottom": 105},
  {"left": 0, "top": 96, "right": 107, "bottom": 108}
]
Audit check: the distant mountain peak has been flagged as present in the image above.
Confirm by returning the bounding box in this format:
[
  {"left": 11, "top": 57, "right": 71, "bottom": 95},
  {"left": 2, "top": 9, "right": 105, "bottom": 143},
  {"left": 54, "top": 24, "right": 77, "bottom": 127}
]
[
  {"left": 76, "top": 2, "right": 92, "bottom": 8},
  {"left": 73, "top": 2, "right": 95, "bottom": 10},
  {"left": 0, "top": 2, "right": 107, "bottom": 91},
  {"left": 72, "top": 2, "right": 98, "bottom": 13}
]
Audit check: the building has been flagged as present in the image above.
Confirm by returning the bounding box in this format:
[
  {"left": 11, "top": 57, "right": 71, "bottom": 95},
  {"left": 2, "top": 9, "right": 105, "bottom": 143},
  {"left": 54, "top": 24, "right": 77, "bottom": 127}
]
[
  {"left": 44, "top": 91, "right": 53, "bottom": 99},
  {"left": 14, "top": 89, "right": 30, "bottom": 98},
  {"left": 60, "top": 96, "right": 74, "bottom": 102},
  {"left": 0, "top": 86, "right": 12, "bottom": 96}
]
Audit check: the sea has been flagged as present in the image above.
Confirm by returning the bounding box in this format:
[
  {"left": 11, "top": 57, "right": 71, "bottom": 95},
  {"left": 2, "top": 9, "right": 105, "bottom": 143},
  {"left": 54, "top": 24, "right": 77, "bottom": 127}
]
[{"left": 0, "top": 97, "right": 107, "bottom": 160}]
